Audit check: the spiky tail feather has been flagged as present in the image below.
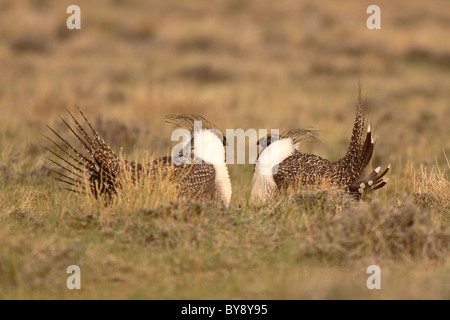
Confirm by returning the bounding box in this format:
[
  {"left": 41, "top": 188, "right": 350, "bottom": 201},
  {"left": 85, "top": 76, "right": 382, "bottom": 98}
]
[
  {"left": 338, "top": 87, "right": 370, "bottom": 182},
  {"left": 44, "top": 108, "right": 128, "bottom": 200},
  {"left": 334, "top": 87, "right": 389, "bottom": 196},
  {"left": 349, "top": 164, "right": 391, "bottom": 199}
]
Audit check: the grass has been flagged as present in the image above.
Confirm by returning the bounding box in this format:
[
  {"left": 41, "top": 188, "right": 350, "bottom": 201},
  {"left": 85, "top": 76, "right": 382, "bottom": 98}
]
[{"left": 0, "top": 0, "right": 449, "bottom": 299}]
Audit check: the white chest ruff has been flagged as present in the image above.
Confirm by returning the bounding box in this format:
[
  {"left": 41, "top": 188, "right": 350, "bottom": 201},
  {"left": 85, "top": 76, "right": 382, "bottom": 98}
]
[
  {"left": 250, "top": 138, "right": 295, "bottom": 204},
  {"left": 194, "top": 130, "right": 232, "bottom": 207}
]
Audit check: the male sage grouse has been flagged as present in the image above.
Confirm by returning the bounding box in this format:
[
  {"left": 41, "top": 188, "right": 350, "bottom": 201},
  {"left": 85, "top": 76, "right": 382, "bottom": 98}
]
[
  {"left": 44, "top": 111, "right": 231, "bottom": 207},
  {"left": 251, "top": 92, "right": 390, "bottom": 204}
]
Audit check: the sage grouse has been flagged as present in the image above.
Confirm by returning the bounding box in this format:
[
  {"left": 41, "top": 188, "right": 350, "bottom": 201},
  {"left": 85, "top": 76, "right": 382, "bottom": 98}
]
[
  {"left": 251, "top": 93, "right": 390, "bottom": 204},
  {"left": 44, "top": 111, "right": 231, "bottom": 207}
]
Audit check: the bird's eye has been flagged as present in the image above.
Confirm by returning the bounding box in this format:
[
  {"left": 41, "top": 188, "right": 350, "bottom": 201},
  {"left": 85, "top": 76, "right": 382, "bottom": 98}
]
[
  {"left": 222, "top": 135, "right": 228, "bottom": 147},
  {"left": 257, "top": 134, "right": 271, "bottom": 146}
]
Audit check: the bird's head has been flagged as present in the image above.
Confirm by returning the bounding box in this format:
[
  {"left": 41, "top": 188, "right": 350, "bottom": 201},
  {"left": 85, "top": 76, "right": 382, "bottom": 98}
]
[
  {"left": 165, "top": 114, "right": 227, "bottom": 164},
  {"left": 255, "top": 129, "right": 320, "bottom": 164}
]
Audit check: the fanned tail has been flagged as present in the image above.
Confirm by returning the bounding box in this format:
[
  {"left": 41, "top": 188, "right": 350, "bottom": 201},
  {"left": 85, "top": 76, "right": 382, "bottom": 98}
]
[{"left": 44, "top": 109, "right": 125, "bottom": 199}]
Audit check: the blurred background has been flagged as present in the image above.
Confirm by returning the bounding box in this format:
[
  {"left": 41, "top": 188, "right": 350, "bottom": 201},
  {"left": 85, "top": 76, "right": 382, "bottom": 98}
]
[{"left": 0, "top": 0, "right": 449, "bottom": 186}]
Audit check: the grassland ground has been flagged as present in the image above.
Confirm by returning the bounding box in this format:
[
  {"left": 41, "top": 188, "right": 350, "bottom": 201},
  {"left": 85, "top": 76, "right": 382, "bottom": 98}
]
[{"left": 0, "top": 0, "right": 449, "bottom": 299}]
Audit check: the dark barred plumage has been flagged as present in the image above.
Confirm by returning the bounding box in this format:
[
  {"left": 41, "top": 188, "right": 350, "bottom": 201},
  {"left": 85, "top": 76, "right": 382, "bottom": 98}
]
[
  {"left": 151, "top": 156, "right": 217, "bottom": 198},
  {"left": 44, "top": 110, "right": 224, "bottom": 204},
  {"left": 255, "top": 89, "right": 390, "bottom": 201},
  {"left": 273, "top": 153, "right": 333, "bottom": 188}
]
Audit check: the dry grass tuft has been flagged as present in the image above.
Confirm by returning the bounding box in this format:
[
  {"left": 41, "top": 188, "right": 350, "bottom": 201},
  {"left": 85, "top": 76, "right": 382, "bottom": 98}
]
[
  {"left": 299, "top": 199, "right": 449, "bottom": 262},
  {"left": 415, "top": 161, "right": 450, "bottom": 222},
  {"left": 1, "top": 0, "right": 449, "bottom": 299}
]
